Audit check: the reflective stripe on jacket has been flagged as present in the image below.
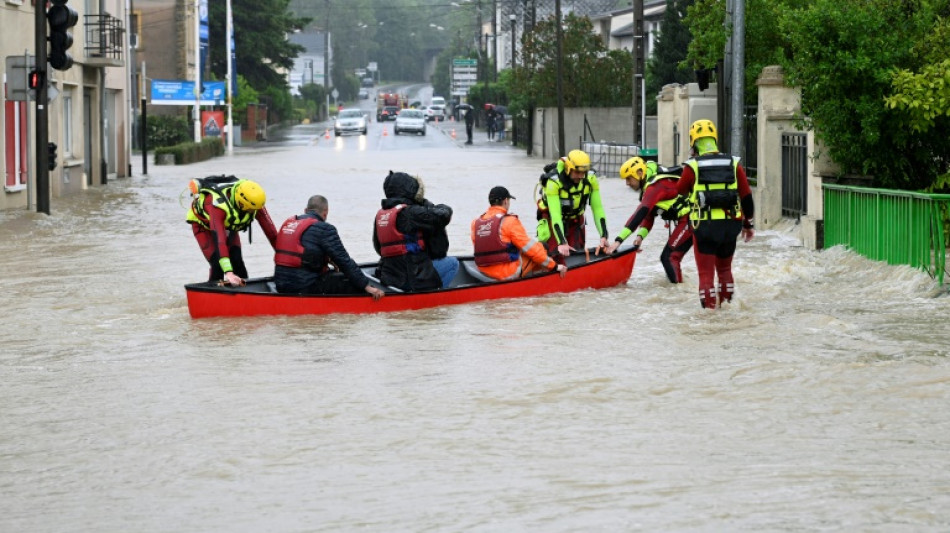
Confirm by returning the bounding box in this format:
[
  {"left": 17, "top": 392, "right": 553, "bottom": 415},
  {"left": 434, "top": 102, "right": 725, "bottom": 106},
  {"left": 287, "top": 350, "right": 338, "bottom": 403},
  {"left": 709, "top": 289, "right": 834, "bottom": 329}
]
[{"left": 186, "top": 181, "right": 255, "bottom": 231}]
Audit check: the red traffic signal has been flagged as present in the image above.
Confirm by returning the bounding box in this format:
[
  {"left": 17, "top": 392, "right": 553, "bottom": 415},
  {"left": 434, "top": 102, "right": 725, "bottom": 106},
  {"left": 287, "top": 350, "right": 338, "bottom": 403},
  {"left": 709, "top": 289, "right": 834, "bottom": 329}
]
[{"left": 28, "top": 70, "right": 46, "bottom": 90}]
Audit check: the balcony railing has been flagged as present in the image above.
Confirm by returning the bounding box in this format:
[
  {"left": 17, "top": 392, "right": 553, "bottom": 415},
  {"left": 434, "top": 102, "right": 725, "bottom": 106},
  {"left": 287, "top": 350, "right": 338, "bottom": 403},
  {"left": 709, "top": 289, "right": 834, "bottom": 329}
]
[{"left": 84, "top": 13, "right": 125, "bottom": 67}]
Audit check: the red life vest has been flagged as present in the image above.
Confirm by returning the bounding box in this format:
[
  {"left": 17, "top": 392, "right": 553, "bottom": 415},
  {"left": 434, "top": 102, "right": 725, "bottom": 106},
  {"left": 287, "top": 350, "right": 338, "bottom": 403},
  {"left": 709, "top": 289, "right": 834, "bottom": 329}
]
[
  {"left": 274, "top": 215, "right": 327, "bottom": 271},
  {"left": 473, "top": 213, "right": 518, "bottom": 267},
  {"left": 375, "top": 204, "right": 425, "bottom": 258}
]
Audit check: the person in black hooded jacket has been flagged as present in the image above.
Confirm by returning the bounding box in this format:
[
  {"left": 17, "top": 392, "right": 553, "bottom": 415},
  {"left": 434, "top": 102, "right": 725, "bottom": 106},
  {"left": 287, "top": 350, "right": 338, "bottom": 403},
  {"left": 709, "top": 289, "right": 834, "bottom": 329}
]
[{"left": 372, "top": 171, "right": 459, "bottom": 291}]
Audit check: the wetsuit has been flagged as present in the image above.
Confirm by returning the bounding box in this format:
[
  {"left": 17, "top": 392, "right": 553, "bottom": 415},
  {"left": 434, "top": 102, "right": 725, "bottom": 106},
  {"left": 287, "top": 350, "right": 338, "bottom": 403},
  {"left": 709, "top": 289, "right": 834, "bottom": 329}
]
[{"left": 676, "top": 153, "right": 754, "bottom": 308}]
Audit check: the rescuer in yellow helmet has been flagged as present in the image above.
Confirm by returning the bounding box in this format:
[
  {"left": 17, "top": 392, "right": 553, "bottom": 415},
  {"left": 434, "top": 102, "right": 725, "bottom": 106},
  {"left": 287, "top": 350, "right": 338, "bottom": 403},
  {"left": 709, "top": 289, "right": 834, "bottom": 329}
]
[
  {"left": 607, "top": 156, "right": 694, "bottom": 283},
  {"left": 674, "top": 120, "right": 756, "bottom": 308},
  {"left": 186, "top": 176, "right": 279, "bottom": 286},
  {"left": 535, "top": 149, "right": 609, "bottom": 260}
]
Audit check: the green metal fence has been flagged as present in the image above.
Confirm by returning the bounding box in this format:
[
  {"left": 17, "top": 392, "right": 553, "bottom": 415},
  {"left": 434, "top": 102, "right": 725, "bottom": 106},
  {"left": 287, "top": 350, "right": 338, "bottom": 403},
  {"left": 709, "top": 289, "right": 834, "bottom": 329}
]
[{"left": 823, "top": 184, "right": 950, "bottom": 285}]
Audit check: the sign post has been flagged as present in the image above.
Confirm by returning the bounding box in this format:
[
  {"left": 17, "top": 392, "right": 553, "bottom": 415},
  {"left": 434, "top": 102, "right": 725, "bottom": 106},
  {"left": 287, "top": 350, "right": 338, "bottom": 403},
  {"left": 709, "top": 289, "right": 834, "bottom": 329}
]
[{"left": 451, "top": 58, "right": 478, "bottom": 99}]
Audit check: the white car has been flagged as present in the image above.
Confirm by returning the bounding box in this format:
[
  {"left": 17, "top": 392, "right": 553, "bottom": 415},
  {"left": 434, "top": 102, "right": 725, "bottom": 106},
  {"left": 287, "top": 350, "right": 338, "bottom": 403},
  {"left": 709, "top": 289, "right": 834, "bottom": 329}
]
[
  {"left": 334, "top": 109, "right": 368, "bottom": 136},
  {"left": 393, "top": 109, "right": 426, "bottom": 136},
  {"left": 418, "top": 105, "right": 436, "bottom": 122},
  {"left": 429, "top": 96, "right": 446, "bottom": 119}
]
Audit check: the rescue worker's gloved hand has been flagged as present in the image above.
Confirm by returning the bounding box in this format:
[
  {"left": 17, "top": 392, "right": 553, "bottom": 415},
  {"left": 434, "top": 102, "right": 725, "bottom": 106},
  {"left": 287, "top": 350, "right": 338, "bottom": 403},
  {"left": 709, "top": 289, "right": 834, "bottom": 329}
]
[
  {"left": 557, "top": 243, "right": 573, "bottom": 256},
  {"left": 223, "top": 271, "right": 244, "bottom": 286},
  {"left": 556, "top": 264, "right": 568, "bottom": 278}
]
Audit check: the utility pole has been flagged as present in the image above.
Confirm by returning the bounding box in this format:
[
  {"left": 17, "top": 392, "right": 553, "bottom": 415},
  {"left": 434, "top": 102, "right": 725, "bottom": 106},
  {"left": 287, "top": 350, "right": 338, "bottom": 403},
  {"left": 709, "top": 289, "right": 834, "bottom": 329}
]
[
  {"left": 492, "top": 0, "right": 497, "bottom": 83},
  {"left": 555, "top": 0, "right": 564, "bottom": 155},
  {"left": 193, "top": 0, "right": 201, "bottom": 142},
  {"left": 632, "top": 0, "right": 644, "bottom": 147},
  {"left": 35, "top": 1, "right": 50, "bottom": 214},
  {"left": 730, "top": 0, "right": 746, "bottom": 159},
  {"left": 324, "top": 0, "right": 331, "bottom": 119}
]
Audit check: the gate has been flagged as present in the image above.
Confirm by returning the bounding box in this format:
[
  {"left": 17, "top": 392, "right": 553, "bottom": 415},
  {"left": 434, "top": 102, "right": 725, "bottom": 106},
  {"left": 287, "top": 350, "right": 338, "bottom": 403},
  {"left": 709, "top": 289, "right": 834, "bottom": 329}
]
[
  {"left": 581, "top": 115, "right": 638, "bottom": 178},
  {"left": 781, "top": 133, "right": 808, "bottom": 218},
  {"left": 744, "top": 105, "right": 757, "bottom": 177}
]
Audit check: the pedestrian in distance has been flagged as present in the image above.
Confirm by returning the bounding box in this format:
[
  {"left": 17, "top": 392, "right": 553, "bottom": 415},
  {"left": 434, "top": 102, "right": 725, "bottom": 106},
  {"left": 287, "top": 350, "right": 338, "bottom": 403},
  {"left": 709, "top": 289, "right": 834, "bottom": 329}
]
[
  {"left": 464, "top": 108, "right": 474, "bottom": 145},
  {"left": 186, "top": 175, "right": 278, "bottom": 286},
  {"left": 535, "top": 149, "right": 609, "bottom": 261},
  {"left": 676, "top": 119, "right": 755, "bottom": 309},
  {"left": 273, "top": 195, "right": 384, "bottom": 300},
  {"left": 373, "top": 171, "right": 459, "bottom": 291},
  {"left": 606, "top": 156, "right": 693, "bottom": 283},
  {"left": 485, "top": 104, "right": 497, "bottom": 141},
  {"left": 471, "top": 186, "right": 568, "bottom": 281},
  {"left": 495, "top": 112, "right": 506, "bottom": 142}
]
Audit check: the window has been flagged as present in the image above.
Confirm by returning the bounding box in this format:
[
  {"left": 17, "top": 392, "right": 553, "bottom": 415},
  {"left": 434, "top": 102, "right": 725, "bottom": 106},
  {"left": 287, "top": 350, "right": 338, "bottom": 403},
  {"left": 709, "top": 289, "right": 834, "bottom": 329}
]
[{"left": 63, "top": 91, "right": 73, "bottom": 156}]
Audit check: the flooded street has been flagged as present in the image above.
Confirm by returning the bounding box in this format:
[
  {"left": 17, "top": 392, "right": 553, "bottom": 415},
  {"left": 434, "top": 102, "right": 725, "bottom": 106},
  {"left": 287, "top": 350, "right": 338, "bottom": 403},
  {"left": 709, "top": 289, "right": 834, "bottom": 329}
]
[{"left": 2, "top": 120, "right": 950, "bottom": 532}]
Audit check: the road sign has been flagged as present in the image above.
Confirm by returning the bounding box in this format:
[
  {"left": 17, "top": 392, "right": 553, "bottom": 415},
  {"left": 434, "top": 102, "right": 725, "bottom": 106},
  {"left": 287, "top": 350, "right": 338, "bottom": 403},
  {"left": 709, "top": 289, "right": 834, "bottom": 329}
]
[
  {"left": 5, "top": 55, "right": 36, "bottom": 102},
  {"left": 451, "top": 57, "right": 478, "bottom": 97}
]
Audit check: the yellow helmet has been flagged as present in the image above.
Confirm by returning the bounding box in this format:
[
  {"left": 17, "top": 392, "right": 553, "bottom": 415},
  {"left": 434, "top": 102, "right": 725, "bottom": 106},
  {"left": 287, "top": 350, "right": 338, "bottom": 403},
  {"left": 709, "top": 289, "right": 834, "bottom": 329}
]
[
  {"left": 620, "top": 157, "right": 648, "bottom": 182},
  {"left": 233, "top": 180, "right": 266, "bottom": 211},
  {"left": 689, "top": 119, "right": 717, "bottom": 146},
  {"left": 563, "top": 149, "right": 591, "bottom": 174}
]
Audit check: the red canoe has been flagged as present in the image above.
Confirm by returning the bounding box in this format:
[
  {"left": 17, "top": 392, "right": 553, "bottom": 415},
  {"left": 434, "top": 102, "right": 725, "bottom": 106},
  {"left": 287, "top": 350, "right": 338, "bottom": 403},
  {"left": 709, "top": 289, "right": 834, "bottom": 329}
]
[{"left": 185, "top": 246, "right": 636, "bottom": 318}]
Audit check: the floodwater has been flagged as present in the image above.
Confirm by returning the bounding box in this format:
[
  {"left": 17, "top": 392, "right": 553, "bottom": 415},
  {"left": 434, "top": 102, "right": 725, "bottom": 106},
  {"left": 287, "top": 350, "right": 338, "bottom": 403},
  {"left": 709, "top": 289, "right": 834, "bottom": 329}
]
[{"left": 2, "top": 120, "right": 950, "bottom": 532}]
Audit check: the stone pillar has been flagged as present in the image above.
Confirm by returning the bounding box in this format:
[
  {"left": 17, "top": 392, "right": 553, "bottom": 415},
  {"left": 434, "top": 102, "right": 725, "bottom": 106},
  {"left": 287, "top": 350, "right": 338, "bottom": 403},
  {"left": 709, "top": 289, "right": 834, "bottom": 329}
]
[
  {"left": 656, "top": 84, "right": 679, "bottom": 167},
  {"left": 657, "top": 83, "right": 717, "bottom": 167},
  {"left": 755, "top": 65, "right": 801, "bottom": 230}
]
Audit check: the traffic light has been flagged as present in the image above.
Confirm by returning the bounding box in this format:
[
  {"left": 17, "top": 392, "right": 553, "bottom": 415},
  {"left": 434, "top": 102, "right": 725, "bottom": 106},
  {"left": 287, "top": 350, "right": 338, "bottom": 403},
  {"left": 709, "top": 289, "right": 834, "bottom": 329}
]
[
  {"left": 47, "top": 0, "right": 78, "bottom": 71},
  {"left": 48, "top": 143, "right": 58, "bottom": 171},
  {"left": 28, "top": 70, "right": 46, "bottom": 90}
]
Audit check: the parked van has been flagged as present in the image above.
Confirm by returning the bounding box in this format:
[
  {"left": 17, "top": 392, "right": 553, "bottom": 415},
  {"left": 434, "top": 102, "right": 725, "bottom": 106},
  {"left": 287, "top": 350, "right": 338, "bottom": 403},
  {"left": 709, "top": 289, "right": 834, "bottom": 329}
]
[{"left": 430, "top": 96, "right": 446, "bottom": 118}]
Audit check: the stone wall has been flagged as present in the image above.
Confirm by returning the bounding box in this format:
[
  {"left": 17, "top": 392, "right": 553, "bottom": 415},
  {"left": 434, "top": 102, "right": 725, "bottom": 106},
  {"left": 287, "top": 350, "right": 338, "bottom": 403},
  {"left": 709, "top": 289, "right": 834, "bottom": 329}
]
[{"left": 529, "top": 107, "right": 657, "bottom": 161}]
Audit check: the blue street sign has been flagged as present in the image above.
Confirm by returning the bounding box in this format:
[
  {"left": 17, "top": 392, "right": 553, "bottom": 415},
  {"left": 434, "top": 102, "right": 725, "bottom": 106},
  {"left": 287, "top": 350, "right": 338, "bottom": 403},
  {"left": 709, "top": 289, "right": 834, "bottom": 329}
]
[{"left": 150, "top": 79, "right": 226, "bottom": 106}]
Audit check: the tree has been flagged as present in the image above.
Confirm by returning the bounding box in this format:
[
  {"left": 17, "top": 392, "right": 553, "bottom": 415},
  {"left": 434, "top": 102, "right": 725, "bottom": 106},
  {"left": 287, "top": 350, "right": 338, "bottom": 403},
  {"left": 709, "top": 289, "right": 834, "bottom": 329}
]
[
  {"left": 645, "top": 0, "right": 695, "bottom": 114},
  {"left": 780, "top": 0, "right": 948, "bottom": 189},
  {"left": 684, "top": 0, "right": 798, "bottom": 106},
  {"left": 207, "top": 0, "right": 310, "bottom": 92},
  {"left": 513, "top": 13, "right": 632, "bottom": 110}
]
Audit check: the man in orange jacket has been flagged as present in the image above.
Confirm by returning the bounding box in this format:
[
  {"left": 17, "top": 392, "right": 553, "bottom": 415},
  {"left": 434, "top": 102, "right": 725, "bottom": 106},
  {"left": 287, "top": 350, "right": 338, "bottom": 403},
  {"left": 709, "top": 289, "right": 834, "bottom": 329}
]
[{"left": 471, "top": 186, "right": 568, "bottom": 280}]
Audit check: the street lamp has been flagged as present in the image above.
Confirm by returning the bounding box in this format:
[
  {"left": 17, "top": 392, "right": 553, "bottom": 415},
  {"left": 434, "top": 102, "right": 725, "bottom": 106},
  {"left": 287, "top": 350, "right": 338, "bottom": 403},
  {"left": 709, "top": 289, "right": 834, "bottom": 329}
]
[
  {"left": 510, "top": 13, "right": 516, "bottom": 69},
  {"left": 357, "top": 23, "right": 368, "bottom": 67}
]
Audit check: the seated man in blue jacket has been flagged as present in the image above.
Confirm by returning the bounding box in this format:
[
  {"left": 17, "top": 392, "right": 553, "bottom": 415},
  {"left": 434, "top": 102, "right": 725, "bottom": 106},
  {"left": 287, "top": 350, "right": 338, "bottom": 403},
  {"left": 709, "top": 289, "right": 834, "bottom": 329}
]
[{"left": 274, "top": 195, "right": 384, "bottom": 300}]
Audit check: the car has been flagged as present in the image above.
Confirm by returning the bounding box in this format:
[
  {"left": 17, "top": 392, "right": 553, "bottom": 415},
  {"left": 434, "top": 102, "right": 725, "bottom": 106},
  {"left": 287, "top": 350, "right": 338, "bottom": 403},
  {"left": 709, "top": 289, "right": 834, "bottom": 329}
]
[
  {"left": 418, "top": 105, "right": 436, "bottom": 122},
  {"left": 358, "top": 88, "right": 369, "bottom": 100},
  {"left": 393, "top": 108, "right": 426, "bottom": 136},
  {"left": 378, "top": 105, "right": 401, "bottom": 122},
  {"left": 334, "top": 109, "right": 368, "bottom": 136},
  {"left": 429, "top": 96, "right": 446, "bottom": 119}
]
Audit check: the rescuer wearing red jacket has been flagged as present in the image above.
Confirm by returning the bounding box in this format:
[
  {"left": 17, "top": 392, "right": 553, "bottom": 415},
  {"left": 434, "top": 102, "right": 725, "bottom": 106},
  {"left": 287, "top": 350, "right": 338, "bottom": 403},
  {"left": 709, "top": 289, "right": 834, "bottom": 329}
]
[
  {"left": 186, "top": 176, "right": 278, "bottom": 286},
  {"left": 606, "top": 157, "right": 693, "bottom": 283},
  {"left": 676, "top": 120, "right": 755, "bottom": 309},
  {"left": 471, "top": 186, "right": 567, "bottom": 280}
]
